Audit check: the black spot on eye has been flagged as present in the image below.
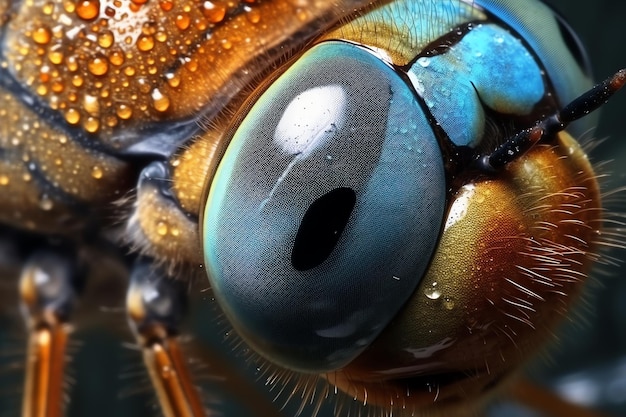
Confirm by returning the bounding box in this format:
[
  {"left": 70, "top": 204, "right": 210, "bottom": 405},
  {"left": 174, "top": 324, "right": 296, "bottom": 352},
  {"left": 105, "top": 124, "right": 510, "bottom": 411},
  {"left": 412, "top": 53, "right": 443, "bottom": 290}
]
[{"left": 291, "top": 187, "right": 356, "bottom": 271}]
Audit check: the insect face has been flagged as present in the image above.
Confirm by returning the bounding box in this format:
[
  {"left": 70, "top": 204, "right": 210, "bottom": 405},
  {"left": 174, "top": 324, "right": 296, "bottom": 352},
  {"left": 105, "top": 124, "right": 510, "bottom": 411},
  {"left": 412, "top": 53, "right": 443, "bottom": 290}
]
[{"left": 0, "top": 0, "right": 624, "bottom": 416}]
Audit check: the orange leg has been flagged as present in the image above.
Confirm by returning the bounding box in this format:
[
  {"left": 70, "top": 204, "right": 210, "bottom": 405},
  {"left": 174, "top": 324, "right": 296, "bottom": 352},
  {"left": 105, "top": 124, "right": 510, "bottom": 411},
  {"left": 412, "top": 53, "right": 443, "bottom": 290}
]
[
  {"left": 509, "top": 378, "right": 611, "bottom": 417},
  {"left": 127, "top": 262, "right": 208, "bottom": 417},
  {"left": 22, "top": 326, "right": 69, "bottom": 417},
  {"left": 19, "top": 250, "right": 78, "bottom": 417},
  {"left": 141, "top": 340, "right": 208, "bottom": 417}
]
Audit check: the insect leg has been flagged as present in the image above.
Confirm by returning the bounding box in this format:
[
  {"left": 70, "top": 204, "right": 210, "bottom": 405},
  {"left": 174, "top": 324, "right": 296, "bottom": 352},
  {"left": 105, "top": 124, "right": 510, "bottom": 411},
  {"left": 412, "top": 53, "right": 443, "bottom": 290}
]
[
  {"left": 125, "top": 161, "right": 203, "bottom": 268},
  {"left": 508, "top": 378, "right": 612, "bottom": 417},
  {"left": 126, "top": 261, "right": 207, "bottom": 417},
  {"left": 19, "top": 247, "right": 81, "bottom": 417}
]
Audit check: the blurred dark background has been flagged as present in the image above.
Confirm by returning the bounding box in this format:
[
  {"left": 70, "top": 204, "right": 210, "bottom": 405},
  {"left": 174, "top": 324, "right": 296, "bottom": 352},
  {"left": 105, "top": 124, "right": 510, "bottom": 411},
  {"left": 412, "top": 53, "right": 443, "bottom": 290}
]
[
  {"left": 522, "top": 1, "right": 626, "bottom": 416},
  {"left": 1, "top": 1, "right": 625, "bottom": 416}
]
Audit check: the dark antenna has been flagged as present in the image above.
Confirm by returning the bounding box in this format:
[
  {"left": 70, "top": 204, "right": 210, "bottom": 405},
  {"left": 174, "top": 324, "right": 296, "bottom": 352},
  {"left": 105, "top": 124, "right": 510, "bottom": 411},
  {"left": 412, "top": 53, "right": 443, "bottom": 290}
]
[{"left": 478, "top": 68, "right": 626, "bottom": 172}]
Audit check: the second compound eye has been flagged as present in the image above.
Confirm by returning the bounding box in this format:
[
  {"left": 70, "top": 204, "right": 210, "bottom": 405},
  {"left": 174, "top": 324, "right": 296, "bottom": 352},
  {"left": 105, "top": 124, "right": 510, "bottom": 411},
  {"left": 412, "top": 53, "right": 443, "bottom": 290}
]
[{"left": 202, "top": 41, "right": 446, "bottom": 372}]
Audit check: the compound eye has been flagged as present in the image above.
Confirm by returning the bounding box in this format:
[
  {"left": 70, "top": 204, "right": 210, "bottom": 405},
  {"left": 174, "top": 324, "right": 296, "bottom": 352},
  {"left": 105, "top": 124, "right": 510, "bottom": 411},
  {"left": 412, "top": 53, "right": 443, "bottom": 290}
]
[
  {"left": 203, "top": 42, "right": 446, "bottom": 372},
  {"left": 549, "top": 6, "right": 592, "bottom": 78}
]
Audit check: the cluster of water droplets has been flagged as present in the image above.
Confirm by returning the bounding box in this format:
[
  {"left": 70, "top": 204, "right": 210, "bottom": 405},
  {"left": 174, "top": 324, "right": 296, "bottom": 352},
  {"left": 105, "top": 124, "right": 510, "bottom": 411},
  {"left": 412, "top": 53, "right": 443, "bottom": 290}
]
[{"left": 4, "top": 0, "right": 268, "bottom": 138}]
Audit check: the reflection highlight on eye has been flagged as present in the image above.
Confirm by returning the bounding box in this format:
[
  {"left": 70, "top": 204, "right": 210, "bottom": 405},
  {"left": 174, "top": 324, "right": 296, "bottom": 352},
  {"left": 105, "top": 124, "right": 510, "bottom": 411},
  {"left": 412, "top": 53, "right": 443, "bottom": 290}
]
[
  {"left": 203, "top": 41, "right": 446, "bottom": 372},
  {"left": 274, "top": 85, "right": 348, "bottom": 156}
]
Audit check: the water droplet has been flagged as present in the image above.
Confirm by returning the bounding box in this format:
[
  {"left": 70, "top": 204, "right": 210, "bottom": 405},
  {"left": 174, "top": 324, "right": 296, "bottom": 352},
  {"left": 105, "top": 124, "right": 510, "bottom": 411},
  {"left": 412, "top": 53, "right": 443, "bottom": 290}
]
[
  {"left": 48, "top": 50, "right": 64, "bottom": 65},
  {"left": 66, "top": 56, "right": 78, "bottom": 72},
  {"left": 156, "top": 221, "right": 169, "bottom": 236},
  {"left": 98, "top": 30, "right": 114, "bottom": 48},
  {"left": 70, "top": 74, "right": 83, "bottom": 87},
  {"left": 116, "top": 104, "right": 132, "bottom": 119},
  {"left": 245, "top": 7, "right": 261, "bottom": 23},
  {"left": 65, "top": 108, "right": 80, "bottom": 124},
  {"left": 296, "top": 9, "right": 308, "bottom": 22},
  {"left": 36, "top": 84, "right": 48, "bottom": 96},
  {"left": 76, "top": 0, "right": 100, "bottom": 21},
  {"left": 39, "top": 194, "right": 54, "bottom": 211},
  {"left": 443, "top": 297, "right": 455, "bottom": 310},
  {"left": 151, "top": 88, "right": 170, "bottom": 112},
  {"left": 160, "top": 0, "right": 173, "bottom": 11},
  {"left": 84, "top": 116, "right": 100, "bottom": 133},
  {"left": 195, "top": 20, "right": 208, "bottom": 31},
  {"left": 221, "top": 38, "right": 232, "bottom": 50},
  {"left": 88, "top": 55, "right": 109, "bottom": 76},
  {"left": 201, "top": 1, "right": 227, "bottom": 23},
  {"left": 63, "top": 0, "right": 75, "bottom": 12},
  {"left": 155, "top": 31, "right": 167, "bottom": 43},
  {"left": 42, "top": 2, "right": 55, "bottom": 15},
  {"left": 108, "top": 50, "right": 124, "bottom": 66},
  {"left": 91, "top": 165, "right": 104, "bottom": 180},
  {"left": 175, "top": 13, "right": 191, "bottom": 30},
  {"left": 137, "top": 35, "right": 155, "bottom": 51},
  {"left": 32, "top": 26, "right": 52, "bottom": 45},
  {"left": 424, "top": 282, "right": 441, "bottom": 300},
  {"left": 165, "top": 72, "right": 181, "bottom": 88},
  {"left": 137, "top": 78, "right": 151, "bottom": 94},
  {"left": 83, "top": 94, "right": 100, "bottom": 115},
  {"left": 51, "top": 81, "right": 64, "bottom": 93}
]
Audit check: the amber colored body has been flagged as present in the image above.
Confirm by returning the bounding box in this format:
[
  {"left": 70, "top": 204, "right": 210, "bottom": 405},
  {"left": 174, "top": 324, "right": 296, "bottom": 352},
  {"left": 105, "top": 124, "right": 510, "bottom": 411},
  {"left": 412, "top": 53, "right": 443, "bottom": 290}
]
[
  {"left": 0, "top": 0, "right": 617, "bottom": 416},
  {"left": 328, "top": 132, "right": 602, "bottom": 414},
  {"left": 0, "top": 0, "right": 373, "bottom": 260}
]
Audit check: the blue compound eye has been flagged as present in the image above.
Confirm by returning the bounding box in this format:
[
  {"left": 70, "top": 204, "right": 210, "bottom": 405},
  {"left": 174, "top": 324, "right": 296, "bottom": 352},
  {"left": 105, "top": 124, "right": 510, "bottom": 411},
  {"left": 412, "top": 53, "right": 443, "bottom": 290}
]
[{"left": 202, "top": 41, "right": 446, "bottom": 372}]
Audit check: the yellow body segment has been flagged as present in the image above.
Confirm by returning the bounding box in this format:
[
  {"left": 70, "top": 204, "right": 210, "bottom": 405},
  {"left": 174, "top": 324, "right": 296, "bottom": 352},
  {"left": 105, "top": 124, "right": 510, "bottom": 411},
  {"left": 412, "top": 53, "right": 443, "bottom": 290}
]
[
  {"left": 0, "top": 0, "right": 622, "bottom": 416},
  {"left": 0, "top": 86, "right": 133, "bottom": 234},
  {"left": 329, "top": 132, "right": 602, "bottom": 413},
  {"left": 2, "top": 0, "right": 373, "bottom": 143}
]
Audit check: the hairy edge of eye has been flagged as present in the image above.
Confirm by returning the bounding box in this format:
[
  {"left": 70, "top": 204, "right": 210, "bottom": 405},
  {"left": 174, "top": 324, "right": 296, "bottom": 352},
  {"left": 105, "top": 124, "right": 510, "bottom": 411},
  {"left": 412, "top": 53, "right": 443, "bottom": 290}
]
[{"left": 291, "top": 187, "right": 356, "bottom": 271}]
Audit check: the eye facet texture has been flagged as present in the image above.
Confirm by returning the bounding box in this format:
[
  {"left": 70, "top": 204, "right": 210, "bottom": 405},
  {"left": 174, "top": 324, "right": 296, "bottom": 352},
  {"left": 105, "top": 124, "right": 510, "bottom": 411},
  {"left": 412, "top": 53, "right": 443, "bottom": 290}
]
[
  {"left": 203, "top": 41, "right": 446, "bottom": 372},
  {"left": 474, "top": 0, "right": 595, "bottom": 133},
  {"left": 408, "top": 23, "right": 545, "bottom": 148}
]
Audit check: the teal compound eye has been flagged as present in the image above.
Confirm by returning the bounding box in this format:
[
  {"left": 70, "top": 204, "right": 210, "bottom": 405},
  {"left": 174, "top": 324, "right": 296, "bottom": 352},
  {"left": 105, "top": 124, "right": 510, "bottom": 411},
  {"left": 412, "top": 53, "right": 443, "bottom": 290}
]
[{"left": 202, "top": 41, "right": 446, "bottom": 372}]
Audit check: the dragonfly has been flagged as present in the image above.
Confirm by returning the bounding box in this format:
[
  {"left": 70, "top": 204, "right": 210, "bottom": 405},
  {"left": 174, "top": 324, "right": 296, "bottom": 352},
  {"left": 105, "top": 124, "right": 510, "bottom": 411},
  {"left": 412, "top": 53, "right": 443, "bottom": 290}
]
[{"left": 0, "top": 0, "right": 624, "bottom": 416}]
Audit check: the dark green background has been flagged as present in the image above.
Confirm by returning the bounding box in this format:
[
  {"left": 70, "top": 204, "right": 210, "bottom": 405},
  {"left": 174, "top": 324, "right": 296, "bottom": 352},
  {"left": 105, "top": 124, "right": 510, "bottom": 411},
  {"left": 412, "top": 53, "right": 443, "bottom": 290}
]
[
  {"left": 1, "top": 1, "right": 625, "bottom": 416},
  {"left": 531, "top": 0, "right": 626, "bottom": 413}
]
